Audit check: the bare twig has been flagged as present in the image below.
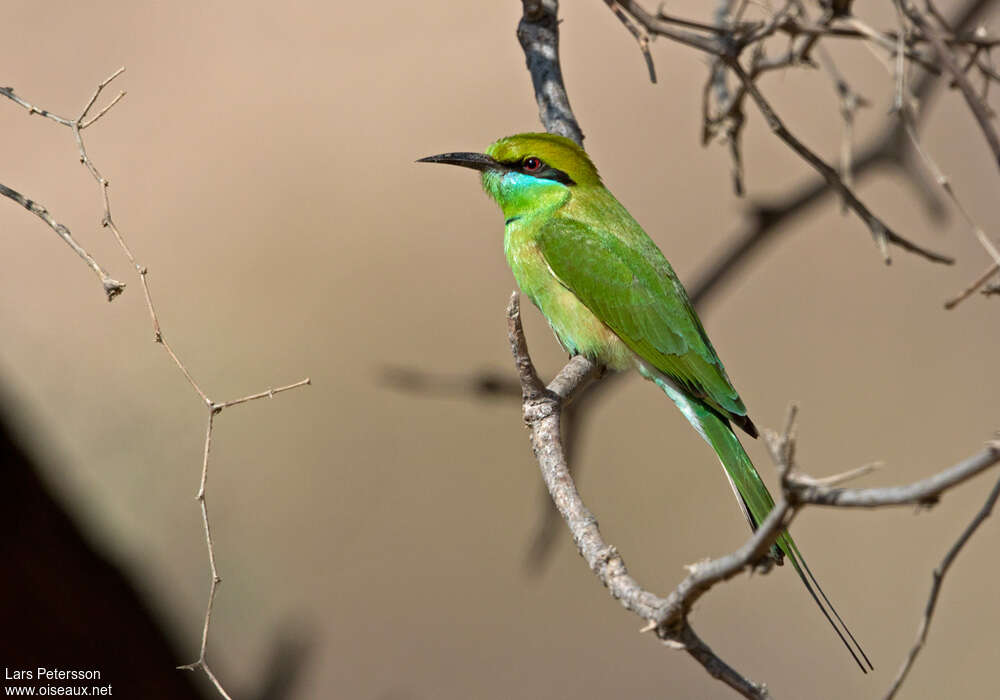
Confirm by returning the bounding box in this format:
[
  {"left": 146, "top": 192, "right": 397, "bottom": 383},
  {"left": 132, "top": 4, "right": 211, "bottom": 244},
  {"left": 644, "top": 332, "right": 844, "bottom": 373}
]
[
  {"left": 0, "top": 84, "right": 75, "bottom": 126},
  {"left": 900, "top": 110, "right": 1000, "bottom": 283},
  {"left": 611, "top": 1, "right": 957, "bottom": 266},
  {"left": 1, "top": 75, "right": 128, "bottom": 300},
  {"left": 882, "top": 473, "right": 1000, "bottom": 700},
  {"left": 727, "top": 59, "right": 951, "bottom": 265},
  {"left": 944, "top": 262, "right": 1000, "bottom": 309},
  {"left": 792, "top": 442, "right": 1000, "bottom": 508},
  {"left": 905, "top": 3, "right": 1000, "bottom": 173},
  {"left": 887, "top": 38, "right": 1000, "bottom": 310},
  {"left": 177, "top": 377, "right": 310, "bottom": 694},
  {"left": 176, "top": 410, "right": 229, "bottom": 699},
  {"left": 790, "top": 461, "right": 880, "bottom": 487},
  {"left": 0, "top": 182, "right": 125, "bottom": 300},
  {"left": 615, "top": 0, "right": 725, "bottom": 54},
  {"left": 603, "top": 0, "right": 657, "bottom": 83},
  {"left": 215, "top": 378, "right": 313, "bottom": 411},
  {"left": 690, "top": 0, "right": 997, "bottom": 307},
  {"left": 817, "top": 46, "right": 870, "bottom": 208}
]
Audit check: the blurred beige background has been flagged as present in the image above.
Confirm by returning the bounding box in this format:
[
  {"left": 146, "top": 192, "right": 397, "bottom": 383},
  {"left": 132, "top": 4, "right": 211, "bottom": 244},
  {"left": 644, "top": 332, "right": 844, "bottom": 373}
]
[{"left": 2, "top": 1, "right": 998, "bottom": 698}]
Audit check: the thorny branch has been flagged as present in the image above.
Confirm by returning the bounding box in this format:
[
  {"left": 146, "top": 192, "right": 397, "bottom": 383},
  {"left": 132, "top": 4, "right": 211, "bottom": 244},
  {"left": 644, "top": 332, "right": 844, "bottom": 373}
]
[
  {"left": 1, "top": 77, "right": 126, "bottom": 300},
  {"left": 0, "top": 182, "right": 124, "bottom": 300},
  {"left": 3, "top": 70, "right": 310, "bottom": 699}
]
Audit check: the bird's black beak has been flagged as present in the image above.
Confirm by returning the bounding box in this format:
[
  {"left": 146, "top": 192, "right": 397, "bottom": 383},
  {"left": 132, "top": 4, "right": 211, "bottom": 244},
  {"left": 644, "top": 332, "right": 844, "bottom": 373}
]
[{"left": 416, "top": 152, "right": 500, "bottom": 172}]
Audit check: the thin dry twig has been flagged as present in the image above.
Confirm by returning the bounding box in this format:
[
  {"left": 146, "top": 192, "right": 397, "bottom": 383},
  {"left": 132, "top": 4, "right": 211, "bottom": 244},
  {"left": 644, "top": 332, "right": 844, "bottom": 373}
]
[
  {"left": 905, "top": 3, "right": 1000, "bottom": 172},
  {"left": 882, "top": 472, "right": 1000, "bottom": 700},
  {"left": 728, "top": 59, "right": 951, "bottom": 265},
  {"left": 667, "top": 0, "right": 1000, "bottom": 296},
  {"left": 689, "top": 0, "right": 1000, "bottom": 307},
  {"left": 886, "top": 31, "right": 1000, "bottom": 311},
  {"left": 603, "top": 0, "right": 658, "bottom": 83},
  {"left": 817, "top": 46, "right": 871, "bottom": 209},
  {"left": 4, "top": 69, "right": 311, "bottom": 698},
  {"left": 792, "top": 442, "right": 1000, "bottom": 508},
  {"left": 789, "top": 461, "right": 880, "bottom": 488},
  {"left": 944, "top": 262, "right": 1000, "bottom": 309},
  {"left": 900, "top": 107, "right": 1000, "bottom": 295},
  {"left": 0, "top": 182, "right": 125, "bottom": 299},
  {"left": 176, "top": 411, "right": 228, "bottom": 697},
  {"left": 612, "top": 0, "right": 959, "bottom": 267},
  {"left": 1, "top": 76, "right": 127, "bottom": 300},
  {"left": 177, "top": 376, "right": 311, "bottom": 695}
]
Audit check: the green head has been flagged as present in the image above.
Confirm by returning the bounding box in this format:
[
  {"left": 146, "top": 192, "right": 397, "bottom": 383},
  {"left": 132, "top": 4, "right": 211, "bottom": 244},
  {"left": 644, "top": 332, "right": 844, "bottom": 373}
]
[{"left": 418, "top": 133, "right": 601, "bottom": 219}]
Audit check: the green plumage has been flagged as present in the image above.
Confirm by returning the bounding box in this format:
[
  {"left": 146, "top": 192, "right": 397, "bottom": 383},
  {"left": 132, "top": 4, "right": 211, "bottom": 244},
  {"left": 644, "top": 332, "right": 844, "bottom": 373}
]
[{"left": 419, "top": 132, "right": 870, "bottom": 671}]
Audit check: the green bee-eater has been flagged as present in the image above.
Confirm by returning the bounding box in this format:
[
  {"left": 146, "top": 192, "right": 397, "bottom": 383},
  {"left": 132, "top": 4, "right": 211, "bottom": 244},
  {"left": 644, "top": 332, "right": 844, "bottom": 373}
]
[{"left": 420, "top": 132, "right": 871, "bottom": 670}]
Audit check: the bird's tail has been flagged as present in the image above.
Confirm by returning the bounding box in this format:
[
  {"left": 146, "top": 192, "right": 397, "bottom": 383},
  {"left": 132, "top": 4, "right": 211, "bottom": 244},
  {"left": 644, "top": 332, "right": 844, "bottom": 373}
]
[{"left": 645, "top": 370, "right": 872, "bottom": 672}]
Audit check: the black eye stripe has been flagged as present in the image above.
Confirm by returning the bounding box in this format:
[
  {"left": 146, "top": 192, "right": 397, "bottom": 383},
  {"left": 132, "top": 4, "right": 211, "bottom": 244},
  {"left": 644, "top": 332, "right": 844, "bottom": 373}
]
[
  {"left": 497, "top": 158, "right": 576, "bottom": 186},
  {"left": 537, "top": 166, "right": 575, "bottom": 186}
]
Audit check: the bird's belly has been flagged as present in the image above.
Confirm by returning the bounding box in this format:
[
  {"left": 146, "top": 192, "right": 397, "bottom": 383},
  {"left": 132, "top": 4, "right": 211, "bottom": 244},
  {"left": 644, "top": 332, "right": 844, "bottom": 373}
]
[
  {"left": 508, "top": 242, "right": 631, "bottom": 371},
  {"left": 542, "top": 289, "right": 632, "bottom": 371}
]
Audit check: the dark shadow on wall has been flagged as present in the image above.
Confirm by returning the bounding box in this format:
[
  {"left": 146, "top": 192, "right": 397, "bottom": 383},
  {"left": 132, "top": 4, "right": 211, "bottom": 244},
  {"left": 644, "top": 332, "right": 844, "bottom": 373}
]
[
  {"left": 0, "top": 389, "right": 314, "bottom": 699},
  {"left": 0, "top": 392, "right": 212, "bottom": 698}
]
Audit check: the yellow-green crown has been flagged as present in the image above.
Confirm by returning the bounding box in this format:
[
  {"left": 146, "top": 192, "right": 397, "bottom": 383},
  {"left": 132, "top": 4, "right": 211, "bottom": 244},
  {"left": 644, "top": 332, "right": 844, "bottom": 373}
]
[{"left": 486, "top": 133, "right": 601, "bottom": 187}]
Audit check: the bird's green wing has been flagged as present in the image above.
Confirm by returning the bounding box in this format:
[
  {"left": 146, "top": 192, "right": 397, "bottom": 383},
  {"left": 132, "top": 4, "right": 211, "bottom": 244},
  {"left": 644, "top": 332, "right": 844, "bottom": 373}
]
[{"left": 536, "top": 217, "right": 755, "bottom": 433}]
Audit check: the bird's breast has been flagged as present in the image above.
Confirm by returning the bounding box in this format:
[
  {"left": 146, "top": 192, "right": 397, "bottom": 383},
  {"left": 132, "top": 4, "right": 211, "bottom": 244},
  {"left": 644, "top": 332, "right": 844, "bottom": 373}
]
[{"left": 504, "top": 228, "right": 631, "bottom": 371}]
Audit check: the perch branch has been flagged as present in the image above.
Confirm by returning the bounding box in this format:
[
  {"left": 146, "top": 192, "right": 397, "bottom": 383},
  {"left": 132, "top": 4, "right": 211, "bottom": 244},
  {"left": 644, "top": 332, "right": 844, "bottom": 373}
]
[
  {"left": 518, "top": 0, "right": 584, "bottom": 145},
  {"left": 507, "top": 292, "right": 772, "bottom": 699},
  {"left": 510, "top": 289, "right": 1000, "bottom": 696}
]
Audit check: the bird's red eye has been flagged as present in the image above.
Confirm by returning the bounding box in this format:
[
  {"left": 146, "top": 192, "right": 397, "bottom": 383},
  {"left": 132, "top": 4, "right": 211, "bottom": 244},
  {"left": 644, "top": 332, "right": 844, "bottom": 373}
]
[{"left": 522, "top": 157, "right": 542, "bottom": 172}]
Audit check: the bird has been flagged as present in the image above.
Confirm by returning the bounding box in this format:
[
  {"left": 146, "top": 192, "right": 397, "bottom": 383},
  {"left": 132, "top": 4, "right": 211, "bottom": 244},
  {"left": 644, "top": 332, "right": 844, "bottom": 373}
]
[{"left": 419, "top": 132, "right": 871, "bottom": 671}]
